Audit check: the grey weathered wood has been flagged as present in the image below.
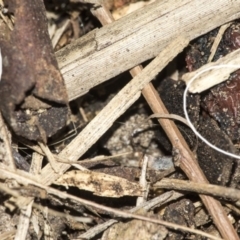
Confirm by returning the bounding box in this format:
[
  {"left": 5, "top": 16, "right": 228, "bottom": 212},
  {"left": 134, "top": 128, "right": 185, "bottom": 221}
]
[{"left": 56, "top": 0, "right": 240, "bottom": 101}]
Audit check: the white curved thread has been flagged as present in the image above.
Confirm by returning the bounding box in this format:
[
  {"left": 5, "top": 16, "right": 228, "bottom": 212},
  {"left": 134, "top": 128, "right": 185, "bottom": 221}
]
[{"left": 183, "top": 64, "right": 240, "bottom": 160}]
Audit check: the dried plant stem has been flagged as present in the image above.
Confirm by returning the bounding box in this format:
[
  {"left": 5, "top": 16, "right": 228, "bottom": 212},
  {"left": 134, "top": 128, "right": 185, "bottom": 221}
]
[
  {"left": 182, "top": 48, "right": 240, "bottom": 93},
  {"left": 58, "top": 0, "right": 240, "bottom": 100},
  {"left": 29, "top": 152, "right": 43, "bottom": 175},
  {"left": 38, "top": 142, "right": 60, "bottom": 173},
  {"left": 14, "top": 149, "right": 39, "bottom": 239},
  {"left": 136, "top": 155, "right": 149, "bottom": 206},
  {"left": 147, "top": 113, "right": 190, "bottom": 127},
  {"left": 14, "top": 199, "right": 33, "bottom": 240},
  {"left": 155, "top": 178, "right": 240, "bottom": 201},
  {"left": 207, "top": 22, "right": 231, "bottom": 63},
  {"left": 92, "top": 4, "right": 239, "bottom": 240}
]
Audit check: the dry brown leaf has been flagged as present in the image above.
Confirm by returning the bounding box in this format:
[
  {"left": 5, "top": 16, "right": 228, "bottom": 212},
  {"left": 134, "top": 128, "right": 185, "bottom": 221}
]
[{"left": 55, "top": 170, "right": 143, "bottom": 197}]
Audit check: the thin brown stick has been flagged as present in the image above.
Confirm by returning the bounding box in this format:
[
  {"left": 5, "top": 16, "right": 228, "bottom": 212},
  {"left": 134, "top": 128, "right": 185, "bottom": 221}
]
[
  {"left": 92, "top": 4, "right": 239, "bottom": 240},
  {"left": 154, "top": 178, "right": 240, "bottom": 201},
  {"left": 141, "top": 83, "right": 238, "bottom": 240}
]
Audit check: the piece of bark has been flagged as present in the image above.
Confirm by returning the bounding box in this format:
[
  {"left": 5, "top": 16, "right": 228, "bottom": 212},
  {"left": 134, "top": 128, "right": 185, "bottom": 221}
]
[
  {"left": 155, "top": 178, "right": 240, "bottom": 201},
  {"left": 0, "top": 0, "right": 68, "bottom": 141},
  {"left": 56, "top": 0, "right": 240, "bottom": 101}
]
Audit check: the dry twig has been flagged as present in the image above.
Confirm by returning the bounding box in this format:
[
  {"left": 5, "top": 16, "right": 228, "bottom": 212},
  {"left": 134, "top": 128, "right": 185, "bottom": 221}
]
[{"left": 154, "top": 178, "right": 240, "bottom": 201}]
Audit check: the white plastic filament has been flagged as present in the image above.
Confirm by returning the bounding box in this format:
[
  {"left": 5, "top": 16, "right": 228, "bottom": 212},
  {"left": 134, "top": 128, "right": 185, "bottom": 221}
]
[
  {"left": 0, "top": 48, "right": 2, "bottom": 81},
  {"left": 183, "top": 64, "right": 240, "bottom": 160}
]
